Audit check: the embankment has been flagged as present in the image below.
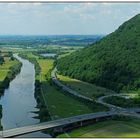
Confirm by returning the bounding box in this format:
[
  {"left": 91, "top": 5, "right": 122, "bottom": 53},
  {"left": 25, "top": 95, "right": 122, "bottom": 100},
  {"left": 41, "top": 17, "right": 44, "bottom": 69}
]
[{"left": 18, "top": 53, "right": 51, "bottom": 122}]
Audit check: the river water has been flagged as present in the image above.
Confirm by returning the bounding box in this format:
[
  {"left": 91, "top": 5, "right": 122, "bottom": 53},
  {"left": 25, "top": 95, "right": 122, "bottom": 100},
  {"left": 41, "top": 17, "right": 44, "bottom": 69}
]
[{"left": 0, "top": 54, "right": 51, "bottom": 137}]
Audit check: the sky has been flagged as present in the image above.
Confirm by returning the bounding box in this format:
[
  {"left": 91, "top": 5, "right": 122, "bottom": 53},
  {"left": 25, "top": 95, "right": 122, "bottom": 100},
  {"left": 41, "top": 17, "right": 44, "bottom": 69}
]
[{"left": 0, "top": 2, "right": 139, "bottom": 35}]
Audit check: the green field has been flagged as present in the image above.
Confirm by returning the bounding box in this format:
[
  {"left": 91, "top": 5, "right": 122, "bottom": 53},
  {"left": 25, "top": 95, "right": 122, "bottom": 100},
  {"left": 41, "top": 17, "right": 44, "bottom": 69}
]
[
  {"left": 38, "top": 59, "right": 54, "bottom": 81},
  {"left": 57, "top": 52, "right": 75, "bottom": 59},
  {"left": 0, "top": 59, "right": 19, "bottom": 81},
  {"left": 1, "top": 44, "right": 83, "bottom": 55},
  {"left": 57, "top": 74, "right": 115, "bottom": 99},
  {"left": 58, "top": 118, "right": 140, "bottom": 138}
]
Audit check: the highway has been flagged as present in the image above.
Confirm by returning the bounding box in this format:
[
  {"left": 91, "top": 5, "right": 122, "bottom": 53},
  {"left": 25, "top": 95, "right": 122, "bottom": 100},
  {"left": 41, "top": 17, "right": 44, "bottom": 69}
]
[{"left": 0, "top": 111, "right": 118, "bottom": 138}]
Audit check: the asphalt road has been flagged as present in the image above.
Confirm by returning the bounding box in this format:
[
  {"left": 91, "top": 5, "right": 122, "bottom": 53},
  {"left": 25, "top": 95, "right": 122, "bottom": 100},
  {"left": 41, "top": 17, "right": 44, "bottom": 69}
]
[{"left": 0, "top": 111, "right": 117, "bottom": 138}]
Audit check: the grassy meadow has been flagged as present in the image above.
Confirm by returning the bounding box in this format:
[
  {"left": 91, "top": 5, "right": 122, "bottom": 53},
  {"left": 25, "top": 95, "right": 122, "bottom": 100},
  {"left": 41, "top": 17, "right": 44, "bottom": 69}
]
[
  {"left": 57, "top": 74, "right": 115, "bottom": 99},
  {"left": 57, "top": 117, "right": 140, "bottom": 138},
  {"left": 0, "top": 59, "right": 19, "bottom": 81}
]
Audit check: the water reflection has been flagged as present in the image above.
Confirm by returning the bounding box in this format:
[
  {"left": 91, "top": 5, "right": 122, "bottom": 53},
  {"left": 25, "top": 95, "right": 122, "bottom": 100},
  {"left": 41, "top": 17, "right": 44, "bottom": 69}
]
[{"left": 0, "top": 54, "right": 51, "bottom": 137}]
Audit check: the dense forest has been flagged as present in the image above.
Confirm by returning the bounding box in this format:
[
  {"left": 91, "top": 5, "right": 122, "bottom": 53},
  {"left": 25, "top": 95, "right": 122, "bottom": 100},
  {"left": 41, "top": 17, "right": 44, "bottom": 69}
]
[{"left": 57, "top": 14, "right": 140, "bottom": 92}]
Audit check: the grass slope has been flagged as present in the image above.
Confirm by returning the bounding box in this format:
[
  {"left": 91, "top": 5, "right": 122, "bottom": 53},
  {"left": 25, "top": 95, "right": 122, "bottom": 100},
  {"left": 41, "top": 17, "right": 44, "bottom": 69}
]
[
  {"left": 57, "top": 74, "right": 115, "bottom": 99},
  {"left": 58, "top": 118, "right": 140, "bottom": 138}
]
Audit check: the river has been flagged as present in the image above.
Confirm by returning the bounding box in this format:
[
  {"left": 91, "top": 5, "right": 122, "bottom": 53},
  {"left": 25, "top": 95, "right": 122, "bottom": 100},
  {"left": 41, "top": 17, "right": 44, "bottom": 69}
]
[{"left": 0, "top": 54, "right": 51, "bottom": 137}]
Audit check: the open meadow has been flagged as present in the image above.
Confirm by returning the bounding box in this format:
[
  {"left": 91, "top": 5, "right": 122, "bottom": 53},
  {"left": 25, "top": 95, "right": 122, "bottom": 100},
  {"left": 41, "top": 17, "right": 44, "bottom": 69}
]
[
  {"left": 57, "top": 74, "right": 115, "bottom": 99},
  {"left": 58, "top": 117, "right": 140, "bottom": 138}
]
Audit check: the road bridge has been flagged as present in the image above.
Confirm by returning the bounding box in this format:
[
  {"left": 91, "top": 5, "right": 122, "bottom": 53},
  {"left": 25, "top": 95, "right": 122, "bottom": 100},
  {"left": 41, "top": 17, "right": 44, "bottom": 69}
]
[{"left": 0, "top": 111, "right": 118, "bottom": 138}]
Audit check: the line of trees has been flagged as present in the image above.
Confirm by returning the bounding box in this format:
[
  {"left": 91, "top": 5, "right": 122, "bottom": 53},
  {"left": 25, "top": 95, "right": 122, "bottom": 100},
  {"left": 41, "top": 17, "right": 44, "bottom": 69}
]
[
  {"left": 0, "top": 105, "right": 2, "bottom": 130},
  {"left": 0, "top": 51, "right": 4, "bottom": 65}
]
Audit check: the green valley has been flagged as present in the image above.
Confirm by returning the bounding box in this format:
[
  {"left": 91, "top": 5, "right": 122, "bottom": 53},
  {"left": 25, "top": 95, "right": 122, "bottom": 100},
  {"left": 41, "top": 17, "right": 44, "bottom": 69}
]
[{"left": 0, "top": 5, "right": 139, "bottom": 138}]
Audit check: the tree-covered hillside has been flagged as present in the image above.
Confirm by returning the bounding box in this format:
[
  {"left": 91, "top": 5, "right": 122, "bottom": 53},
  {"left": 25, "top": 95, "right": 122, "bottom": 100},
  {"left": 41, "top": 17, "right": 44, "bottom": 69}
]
[{"left": 57, "top": 14, "right": 140, "bottom": 92}]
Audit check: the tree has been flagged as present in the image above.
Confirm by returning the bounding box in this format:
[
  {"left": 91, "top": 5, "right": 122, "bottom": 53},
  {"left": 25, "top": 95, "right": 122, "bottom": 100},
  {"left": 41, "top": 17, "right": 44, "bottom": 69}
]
[{"left": 0, "top": 55, "right": 4, "bottom": 65}]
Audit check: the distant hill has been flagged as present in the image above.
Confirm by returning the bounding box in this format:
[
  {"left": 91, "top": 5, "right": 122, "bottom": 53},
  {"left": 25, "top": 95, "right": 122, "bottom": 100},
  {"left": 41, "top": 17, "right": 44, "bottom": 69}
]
[
  {"left": 57, "top": 14, "right": 140, "bottom": 92},
  {"left": 0, "top": 35, "right": 103, "bottom": 47}
]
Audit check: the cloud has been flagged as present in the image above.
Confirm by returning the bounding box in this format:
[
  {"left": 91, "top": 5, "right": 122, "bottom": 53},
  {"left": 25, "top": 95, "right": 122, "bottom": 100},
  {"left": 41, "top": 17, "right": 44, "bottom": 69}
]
[{"left": 0, "top": 3, "right": 139, "bottom": 35}]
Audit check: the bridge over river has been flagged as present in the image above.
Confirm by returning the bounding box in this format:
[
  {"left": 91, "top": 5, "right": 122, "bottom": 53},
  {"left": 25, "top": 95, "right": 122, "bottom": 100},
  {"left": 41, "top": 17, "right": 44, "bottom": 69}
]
[
  {"left": 0, "top": 109, "right": 140, "bottom": 138},
  {"left": 0, "top": 111, "right": 118, "bottom": 138}
]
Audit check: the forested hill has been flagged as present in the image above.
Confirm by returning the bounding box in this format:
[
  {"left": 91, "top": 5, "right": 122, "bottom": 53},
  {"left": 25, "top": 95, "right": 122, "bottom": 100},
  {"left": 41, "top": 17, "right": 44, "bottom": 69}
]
[{"left": 57, "top": 14, "right": 140, "bottom": 92}]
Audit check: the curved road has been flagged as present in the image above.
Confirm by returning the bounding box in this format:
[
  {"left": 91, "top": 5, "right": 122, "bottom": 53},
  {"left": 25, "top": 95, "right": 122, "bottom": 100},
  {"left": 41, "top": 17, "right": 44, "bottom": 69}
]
[{"left": 52, "top": 67, "right": 140, "bottom": 116}]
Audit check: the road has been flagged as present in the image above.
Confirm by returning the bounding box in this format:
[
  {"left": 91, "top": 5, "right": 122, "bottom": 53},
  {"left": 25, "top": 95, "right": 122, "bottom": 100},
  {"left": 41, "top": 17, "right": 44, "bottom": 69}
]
[
  {"left": 97, "top": 94, "right": 140, "bottom": 112},
  {"left": 0, "top": 111, "right": 118, "bottom": 138},
  {"left": 96, "top": 94, "right": 126, "bottom": 111}
]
